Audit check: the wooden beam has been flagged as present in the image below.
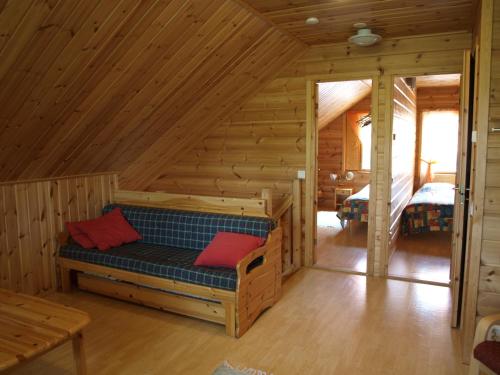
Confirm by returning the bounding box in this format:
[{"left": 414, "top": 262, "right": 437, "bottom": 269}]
[
  {"left": 261, "top": 188, "right": 273, "bottom": 217},
  {"left": 366, "top": 75, "right": 379, "bottom": 276},
  {"left": 304, "top": 80, "right": 317, "bottom": 267},
  {"left": 113, "top": 189, "right": 268, "bottom": 217},
  {"left": 292, "top": 179, "right": 302, "bottom": 270}
]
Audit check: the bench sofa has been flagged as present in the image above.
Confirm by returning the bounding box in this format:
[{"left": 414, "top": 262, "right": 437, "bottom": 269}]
[{"left": 58, "top": 204, "right": 282, "bottom": 337}]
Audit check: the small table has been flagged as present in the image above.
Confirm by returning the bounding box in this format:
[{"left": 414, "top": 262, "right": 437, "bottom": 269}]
[
  {"left": 334, "top": 187, "right": 353, "bottom": 211},
  {"left": 0, "top": 288, "right": 90, "bottom": 374}
]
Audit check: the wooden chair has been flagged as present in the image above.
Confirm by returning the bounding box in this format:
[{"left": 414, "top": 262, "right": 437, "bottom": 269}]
[{"left": 469, "top": 313, "right": 500, "bottom": 375}]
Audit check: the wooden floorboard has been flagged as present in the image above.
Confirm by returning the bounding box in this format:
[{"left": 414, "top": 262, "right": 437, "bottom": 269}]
[
  {"left": 11, "top": 269, "right": 467, "bottom": 375},
  {"left": 388, "top": 231, "right": 452, "bottom": 284},
  {"left": 315, "top": 211, "right": 368, "bottom": 273}
]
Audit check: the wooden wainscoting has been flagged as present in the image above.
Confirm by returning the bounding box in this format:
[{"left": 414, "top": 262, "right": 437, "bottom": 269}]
[{"left": 0, "top": 173, "right": 118, "bottom": 295}]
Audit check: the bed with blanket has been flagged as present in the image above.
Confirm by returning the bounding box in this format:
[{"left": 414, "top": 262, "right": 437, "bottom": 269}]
[
  {"left": 337, "top": 184, "right": 370, "bottom": 227},
  {"left": 402, "top": 182, "right": 455, "bottom": 235}
]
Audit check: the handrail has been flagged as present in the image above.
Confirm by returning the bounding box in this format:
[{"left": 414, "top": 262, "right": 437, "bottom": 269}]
[{"left": 272, "top": 195, "right": 293, "bottom": 220}]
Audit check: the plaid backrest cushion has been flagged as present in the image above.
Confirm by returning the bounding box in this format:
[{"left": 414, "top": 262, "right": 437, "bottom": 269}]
[{"left": 103, "top": 204, "right": 275, "bottom": 251}]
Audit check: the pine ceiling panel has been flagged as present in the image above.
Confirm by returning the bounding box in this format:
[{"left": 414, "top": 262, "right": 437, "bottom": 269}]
[
  {"left": 120, "top": 26, "right": 305, "bottom": 190},
  {"left": 318, "top": 80, "right": 372, "bottom": 130},
  {"left": 241, "top": 0, "right": 476, "bottom": 45},
  {"left": 0, "top": 0, "right": 306, "bottom": 182}
]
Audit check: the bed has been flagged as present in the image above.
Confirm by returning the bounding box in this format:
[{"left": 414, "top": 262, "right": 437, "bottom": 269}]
[
  {"left": 402, "top": 182, "right": 455, "bottom": 235},
  {"left": 337, "top": 184, "right": 370, "bottom": 227}
]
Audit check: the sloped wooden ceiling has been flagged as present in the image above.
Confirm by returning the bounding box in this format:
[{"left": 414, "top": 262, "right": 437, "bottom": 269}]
[
  {"left": 318, "top": 80, "right": 372, "bottom": 130},
  {"left": 240, "top": 0, "right": 476, "bottom": 45},
  {"left": 415, "top": 73, "right": 461, "bottom": 87},
  {"left": 0, "top": 0, "right": 306, "bottom": 183}
]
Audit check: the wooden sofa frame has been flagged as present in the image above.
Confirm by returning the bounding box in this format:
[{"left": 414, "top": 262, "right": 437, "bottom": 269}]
[
  {"left": 468, "top": 313, "right": 500, "bottom": 375},
  {"left": 57, "top": 189, "right": 283, "bottom": 338}
]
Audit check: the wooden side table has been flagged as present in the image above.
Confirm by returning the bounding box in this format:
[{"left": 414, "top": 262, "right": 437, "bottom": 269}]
[
  {"left": 0, "top": 288, "right": 90, "bottom": 374},
  {"left": 334, "top": 187, "right": 353, "bottom": 211}
]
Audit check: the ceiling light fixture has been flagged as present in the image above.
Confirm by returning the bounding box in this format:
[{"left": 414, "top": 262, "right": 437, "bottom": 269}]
[
  {"left": 305, "top": 17, "right": 319, "bottom": 25},
  {"left": 348, "top": 23, "right": 381, "bottom": 46}
]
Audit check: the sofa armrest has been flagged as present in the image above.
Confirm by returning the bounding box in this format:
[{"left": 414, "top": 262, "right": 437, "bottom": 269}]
[
  {"left": 234, "top": 227, "right": 282, "bottom": 337},
  {"left": 236, "top": 245, "right": 267, "bottom": 276},
  {"left": 473, "top": 313, "right": 500, "bottom": 348},
  {"left": 58, "top": 231, "right": 70, "bottom": 246},
  {"left": 236, "top": 227, "right": 282, "bottom": 279}
]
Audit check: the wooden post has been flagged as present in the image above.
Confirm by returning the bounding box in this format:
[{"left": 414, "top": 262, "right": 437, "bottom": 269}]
[
  {"left": 60, "top": 267, "right": 72, "bottom": 293},
  {"left": 261, "top": 188, "right": 273, "bottom": 217},
  {"left": 223, "top": 301, "right": 236, "bottom": 337},
  {"left": 281, "top": 208, "right": 292, "bottom": 274},
  {"left": 305, "top": 80, "right": 318, "bottom": 266},
  {"left": 72, "top": 331, "right": 87, "bottom": 375},
  {"left": 292, "top": 179, "right": 302, "bottom": 270},
  {"left": 366, "top": 75, "right": 379, "bottom": 277}
]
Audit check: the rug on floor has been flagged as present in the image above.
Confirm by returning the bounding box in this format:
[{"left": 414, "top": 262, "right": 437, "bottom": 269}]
[{"left": 212, "top": 361, "right": 272, "bottom": 375}]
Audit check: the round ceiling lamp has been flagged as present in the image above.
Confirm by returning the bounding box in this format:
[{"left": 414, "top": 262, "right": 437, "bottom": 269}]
[
  {"left": 305, "top": 17, "right": 319, "bottom": 25},
  {"left": 348, "top": 23, "right": 381, "bottom": 46}
]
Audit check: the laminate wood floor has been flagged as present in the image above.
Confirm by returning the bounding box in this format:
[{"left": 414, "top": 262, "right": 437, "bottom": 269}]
[
  {"left": 388, "top": 232, "right": 452, "bottom": 284},
  {"left": 11, "top": 269, "right": 467, "bottom": 375},
  {"left": 315, "top": 211, "right": 367, "bottom": 273}
]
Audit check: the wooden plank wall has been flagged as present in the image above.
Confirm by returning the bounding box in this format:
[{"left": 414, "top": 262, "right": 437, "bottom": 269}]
[
  {"left": 0, "top": 173, "right": 117, "bottom": 295},
  {"left": 478, "top": 0, "right": 500, "bottom": 324},
  {"left": 153, "top": 31, "right": 470, "bottom": 275},
  {"left": 147, "top": 76, "right": 307, "bottom": 202},
  {"left": 0, "top": 0, "right": 305, "bottom": 182},
  {"left": 462, "top": 0, "right": 497, "bottom": 361},
  {"left": 389, "top": 78, "right": 417, "bottom": 257},
  {"left": 318, "top": 97, "right": 371, "bottom": 209},
  {"left": 414, "top": 85, "right": 460, "bottom": 190}
]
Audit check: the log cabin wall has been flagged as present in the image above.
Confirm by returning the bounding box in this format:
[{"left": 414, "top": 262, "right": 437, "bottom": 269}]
[
  {"left": 153, "top": 31, "right": 471, "bottom": 275},
  {"left": 0, "top": 0, "right": 305, "bottom": 182},
  {"left": 0, "top": 173, "right": 117, "bottom": 295},
  {"left": 317, "top": 97, "right": 371, "bottom": 210},
  {"left": 462, "top": 0, "right": 500, "bottom": 361},
  {"left": 389, "top": 78, "right": 417, "bottom": 258},
  {"left": 476, "top": 0, "right": 500, "bottom": 343},
  {"left": 146, "top": 74, "right": 307, "bottom": 201},
  {"left": 414, "top": 85, "right": 461, "bottom": 190}
]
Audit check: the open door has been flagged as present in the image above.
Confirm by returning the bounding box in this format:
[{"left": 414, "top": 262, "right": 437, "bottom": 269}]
[{"left": 450, "top": 50, "right": 473, "bottom": 328}]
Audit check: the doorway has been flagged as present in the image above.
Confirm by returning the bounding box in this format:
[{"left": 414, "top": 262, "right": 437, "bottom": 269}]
[
  {"left": 386, "top": 73, "right": 465, "bottom": 286},
  {"left": 313, "top": 79, "right": 374, "bottom": 274}
]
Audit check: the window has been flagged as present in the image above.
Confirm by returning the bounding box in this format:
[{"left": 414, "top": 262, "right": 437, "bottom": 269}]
[
  {"left": 421, "top": 110, "right": 459, "bottom": 173},
  {"left": 360, "top": 122, "right": 371, "bottom": 170}
]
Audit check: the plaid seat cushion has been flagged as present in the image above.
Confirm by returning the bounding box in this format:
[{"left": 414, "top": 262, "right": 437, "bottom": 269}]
[
  {"left": 103, "top": 204, "right": 274, "bottom": 251},
  {"left": 59, "top": 242, "right": 237, "bottom": 291}
]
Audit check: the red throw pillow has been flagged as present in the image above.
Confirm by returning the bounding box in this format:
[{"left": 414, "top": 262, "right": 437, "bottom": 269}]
[
  {"left": 65, "top": 222, "right": 96, "bottom": 249},
  {"left": 75, "top": 208, "right": 142, "bottom": 251},
  {"left": 194, "top": 232, "right": 266, "bottom": 269}
]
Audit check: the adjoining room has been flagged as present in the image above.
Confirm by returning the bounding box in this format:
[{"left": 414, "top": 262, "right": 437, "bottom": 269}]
[
  {"left": 387, "top": 74, "right": 462, "bottom": 285},
  {"left": 315, "top": 79, "right": 373, "bottom": 273}
]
